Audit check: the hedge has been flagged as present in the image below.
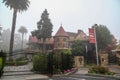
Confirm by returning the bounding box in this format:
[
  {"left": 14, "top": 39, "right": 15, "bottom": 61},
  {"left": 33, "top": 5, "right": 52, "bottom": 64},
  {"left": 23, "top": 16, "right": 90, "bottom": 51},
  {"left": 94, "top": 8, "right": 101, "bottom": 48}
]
[{"left": 5, "top": 60, "right": 28, "bottom": 66}]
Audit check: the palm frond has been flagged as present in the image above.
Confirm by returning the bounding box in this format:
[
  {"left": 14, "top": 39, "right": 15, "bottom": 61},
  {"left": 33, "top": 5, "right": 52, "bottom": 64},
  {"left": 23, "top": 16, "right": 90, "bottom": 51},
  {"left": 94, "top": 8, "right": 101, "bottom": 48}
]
[{"left": 3, "top": 0, "right": 30, "bottom": 12}]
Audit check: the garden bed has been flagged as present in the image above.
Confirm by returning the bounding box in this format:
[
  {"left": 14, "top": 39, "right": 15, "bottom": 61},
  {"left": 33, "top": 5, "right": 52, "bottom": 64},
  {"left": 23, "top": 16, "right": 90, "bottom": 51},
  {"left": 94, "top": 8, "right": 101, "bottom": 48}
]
[
  {"left": 88, "top": 66, "right": 116, "bottom": 76},
  {"left": 5, "top": 58, "right": 28, "bottom": 66}
]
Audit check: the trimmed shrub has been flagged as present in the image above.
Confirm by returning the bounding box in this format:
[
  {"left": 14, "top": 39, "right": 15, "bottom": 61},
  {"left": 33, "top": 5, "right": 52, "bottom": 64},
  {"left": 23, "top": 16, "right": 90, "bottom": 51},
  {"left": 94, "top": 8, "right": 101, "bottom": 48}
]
[
  {"left": 5, "top": 61, "right": 15, "bottom": 66},
  {"left": 16, "top": 57, "right": 28, "bottom": 61},
  {"left": 52, "top": 53, "right": 62, "bottom": 74},
  {"left": 15, "top": 60, "right": 28, "bottom": 66},
  {"left": 89, "top": 66, "right": 109, "bottom": 74},
  {"left": 61, "top": 53, "right": 74, "bottom": 71},
  {"left": 53, "top": 50, "right": 74, "bottom": 73},
  {"left": 105, "top": 71, "right": 115, "bottom": 75},
  {"left": 33, "top": 52, "right": 48, "bottom": 74},
  {"left": 32, "top": 51, "right": 74, "bottom": 74},
  {"left": 5, "top": 59, "right": 28, "bottom": 66}
]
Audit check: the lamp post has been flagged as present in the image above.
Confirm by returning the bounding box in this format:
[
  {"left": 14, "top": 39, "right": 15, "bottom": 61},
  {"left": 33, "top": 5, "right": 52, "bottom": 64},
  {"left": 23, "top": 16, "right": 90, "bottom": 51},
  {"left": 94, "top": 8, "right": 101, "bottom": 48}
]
[
  {"left": 94, "top": 25, "right": 99, "bottom": 66},
  {"left": 84, "top": 33, "right": 88, "bottom": 65}
]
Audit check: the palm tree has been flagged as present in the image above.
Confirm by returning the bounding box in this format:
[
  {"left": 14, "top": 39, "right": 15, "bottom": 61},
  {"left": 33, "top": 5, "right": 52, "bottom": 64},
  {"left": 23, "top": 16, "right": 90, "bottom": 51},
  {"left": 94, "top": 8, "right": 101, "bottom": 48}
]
[
  {"left": 3, "top": 0, "right": 30, "bottom": 57},
  {"left": 18, "top": 26, "right": 28, "bottom": 49}
]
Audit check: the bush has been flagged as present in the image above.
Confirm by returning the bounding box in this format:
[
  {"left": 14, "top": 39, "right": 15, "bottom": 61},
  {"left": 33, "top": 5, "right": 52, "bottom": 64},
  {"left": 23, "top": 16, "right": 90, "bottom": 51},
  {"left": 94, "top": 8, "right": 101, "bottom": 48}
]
[
  {"left": 0, "top": 58, "right": 2, "bottom": 70},
  {"left": 61, "top": 53, "right": 74, "bottom": 71},
  {"left": 99, "top": 66, "right": 109, "bottom": 74},
  {"left": 52, "top": 52, "right": 74, "bottom": 73},
  {"left": 89, "top": 66, "right": 109, "bottom": 74},
  {"left": 105, "top": 71, "right": 115, "bottom": 75},
  {"left": 15, "top": 60, "right": 28, "bottom": 66},
  {"left": 16, "top": 57, "right": 28, "bottom": 61},
  {"left": 32, "top": 51, "right": 74, "bottom": 74},
  {"left": 0, "top": 50, "right": 7, "bottom": 77},
  {"left": 5, "top": 61, "right": 15, "bottom": 66},
  {"left": 33, "top": 52, "right": 48, "bottom": 74},
  {"left": 5, "top": 60, "right": 28, "bottom": 66}
]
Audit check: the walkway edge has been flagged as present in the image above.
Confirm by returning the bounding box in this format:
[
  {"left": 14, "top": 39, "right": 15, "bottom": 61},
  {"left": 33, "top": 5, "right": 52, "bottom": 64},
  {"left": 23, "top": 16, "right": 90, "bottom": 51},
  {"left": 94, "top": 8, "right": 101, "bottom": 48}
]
[
  {"left": 86, "top": 73, "right": 120, "bottom": 79},
  {"left": 52, "top": 69, "right": 78, "bottom": 77}
]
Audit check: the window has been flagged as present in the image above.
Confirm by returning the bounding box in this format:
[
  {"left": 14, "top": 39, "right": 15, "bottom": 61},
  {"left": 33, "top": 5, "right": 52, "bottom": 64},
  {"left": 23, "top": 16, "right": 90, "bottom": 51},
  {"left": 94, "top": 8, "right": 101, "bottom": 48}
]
[
  {"left": 56, "top": 38, "right": 59, "bottom": 42},
  {"left": 63, "top": 38, "right": 66, "bottom": 41}
]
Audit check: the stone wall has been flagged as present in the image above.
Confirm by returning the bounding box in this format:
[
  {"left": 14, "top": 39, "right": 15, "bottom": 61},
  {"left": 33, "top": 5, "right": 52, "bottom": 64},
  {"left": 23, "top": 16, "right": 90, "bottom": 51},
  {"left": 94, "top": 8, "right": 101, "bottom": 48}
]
[
  {"left": 74, "top": 56, "right": 84, "bottom": 67},
  {"left": 99, "top": 53, "right": 108, "bottom": 66}
]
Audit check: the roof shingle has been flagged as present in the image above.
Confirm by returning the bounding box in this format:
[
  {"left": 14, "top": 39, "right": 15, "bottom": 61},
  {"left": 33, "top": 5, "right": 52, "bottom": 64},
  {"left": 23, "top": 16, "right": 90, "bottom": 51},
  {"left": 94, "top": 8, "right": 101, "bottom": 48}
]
[
  {"left": 66, "top": 32, "right": 77, "bottom": 37},
  {"left": 55, "top": 26, "right": 69, "bottom": 37}
]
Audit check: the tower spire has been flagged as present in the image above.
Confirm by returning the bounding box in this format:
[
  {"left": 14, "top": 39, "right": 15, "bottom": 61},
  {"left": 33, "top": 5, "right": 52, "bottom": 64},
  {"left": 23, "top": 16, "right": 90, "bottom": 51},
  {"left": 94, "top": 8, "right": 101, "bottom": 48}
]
[{"left": 60, "top": 22, "right": 62, "bottom": 26}]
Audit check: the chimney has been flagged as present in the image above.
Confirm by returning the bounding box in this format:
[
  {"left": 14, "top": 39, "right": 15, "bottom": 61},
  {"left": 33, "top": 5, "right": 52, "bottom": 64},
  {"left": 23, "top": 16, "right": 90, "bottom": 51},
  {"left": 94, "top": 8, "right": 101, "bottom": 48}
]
[{"left": 78, "top": 29, "right": 82, "bottom": 34}]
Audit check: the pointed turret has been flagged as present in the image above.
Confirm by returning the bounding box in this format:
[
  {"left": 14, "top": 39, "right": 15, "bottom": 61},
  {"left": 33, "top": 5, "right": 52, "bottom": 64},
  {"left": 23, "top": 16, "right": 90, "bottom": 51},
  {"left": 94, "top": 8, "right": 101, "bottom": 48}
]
[
  {"left": 54, "top": 25, "right": 69, "bottom": 51},
  {"left": 55, "top": 26, "right": 69, "bottom": 37}
]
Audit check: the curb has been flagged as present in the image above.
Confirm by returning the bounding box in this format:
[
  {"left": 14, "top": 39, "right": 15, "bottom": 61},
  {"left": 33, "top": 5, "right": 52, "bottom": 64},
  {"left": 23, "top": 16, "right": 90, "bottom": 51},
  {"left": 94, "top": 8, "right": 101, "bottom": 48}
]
[
  {"left": 86, "top": 73, "right": 120, "bottom": 79},
  {"left": 3, "top": 72, "right": 34, "bottom": 76},
  {"left": 52, "top": 69, "right": 78, "bottom": 78},
  {"left": 25, "top": 76, "right": 48, "bottom": 80},
  {"left": 64, "top": 69, "right": 78, "bottom": 76}
]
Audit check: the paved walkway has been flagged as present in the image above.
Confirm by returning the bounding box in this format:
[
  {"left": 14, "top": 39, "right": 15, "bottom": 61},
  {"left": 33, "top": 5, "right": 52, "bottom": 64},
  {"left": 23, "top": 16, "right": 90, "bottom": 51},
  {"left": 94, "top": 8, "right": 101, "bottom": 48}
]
[
  {"left": 1, "top": 64, "right": 120, "bottom": 80},
  {"left": 0, "top": 62, "right": 49, "bottom": 80},
  {"left": 75, "top": 65, "right": 120, "bottom": 74},
  {"left": 108, "top": 65, "right": 120, "bottom": 74},
  {"left": 75, "top": 68, "right": 89, "bottom": 74},
  {"left": 75, "top": 66, "right": 120, "bottom": 79},
  {"left": 1, "top": 74, "right": 48, "bottom": 80},
  {"left": 4, "top": 63, "right": 32, "bottom": 72}
]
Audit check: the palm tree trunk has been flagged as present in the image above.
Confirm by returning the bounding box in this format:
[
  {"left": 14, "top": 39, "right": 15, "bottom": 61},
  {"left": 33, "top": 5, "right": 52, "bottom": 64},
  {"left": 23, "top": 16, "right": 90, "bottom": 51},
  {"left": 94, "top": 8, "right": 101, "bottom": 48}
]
[
  {"left": 9, "top": 9, "right": 17, "bottom": 60},
  {"left": 21, "top": 33, "right": 24, "bottom": 49}
]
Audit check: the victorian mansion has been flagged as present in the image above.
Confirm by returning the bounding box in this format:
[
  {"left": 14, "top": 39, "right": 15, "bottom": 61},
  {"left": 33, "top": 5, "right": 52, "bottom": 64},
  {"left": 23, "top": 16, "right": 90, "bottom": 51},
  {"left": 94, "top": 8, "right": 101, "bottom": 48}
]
[{"left": 28, "top": 25, "right": 88, "bottom": 52}]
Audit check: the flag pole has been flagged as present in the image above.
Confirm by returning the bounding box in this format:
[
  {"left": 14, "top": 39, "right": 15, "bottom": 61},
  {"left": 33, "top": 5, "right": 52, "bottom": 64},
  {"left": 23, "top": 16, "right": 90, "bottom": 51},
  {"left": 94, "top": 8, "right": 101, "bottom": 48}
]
[{"left": 94, "top": 26, "right": 99, "bottom": 65}]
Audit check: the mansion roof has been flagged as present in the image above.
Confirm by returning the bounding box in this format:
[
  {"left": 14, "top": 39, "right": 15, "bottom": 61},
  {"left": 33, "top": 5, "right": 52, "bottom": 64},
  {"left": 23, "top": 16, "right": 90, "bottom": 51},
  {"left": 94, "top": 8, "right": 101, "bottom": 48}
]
[
  {"left": 55, "top": 26, "right": 69, "bottom": 37},
  {"left": 115, "top": 44, "right": 120, "bottom": 51},
  {"left": 29, "top": 26, "right": 88, "bottom": 43},
  {"left": 29, "top": 36, "right": 54, "bottom": 44},
  {"left": 112, "top": 43, "right": 120, "bottom": 52},
  {"left": 29, "top": 36, "right": 38, "bottom": 43},
  {"left": 67, "top": 32, "right": 77, "bottom": 37}
]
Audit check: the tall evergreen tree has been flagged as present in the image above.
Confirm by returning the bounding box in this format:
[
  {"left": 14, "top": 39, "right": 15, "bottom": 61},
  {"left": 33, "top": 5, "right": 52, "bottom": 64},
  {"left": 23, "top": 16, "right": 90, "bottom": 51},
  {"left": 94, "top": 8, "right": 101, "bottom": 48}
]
[
  {"left": 3, "top": 0, "right": 30, "bottom": 59},
  {"left": 32, "top": 9, "right": 53, "bottom": 53},
  {"left": 92, "top": 24, "right": 116, "bottom": 51}
]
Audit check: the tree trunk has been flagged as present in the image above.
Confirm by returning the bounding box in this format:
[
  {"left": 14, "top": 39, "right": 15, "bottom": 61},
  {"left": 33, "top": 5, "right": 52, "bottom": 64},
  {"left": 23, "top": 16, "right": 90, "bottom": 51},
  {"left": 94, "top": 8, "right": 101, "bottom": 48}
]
[
  {"left": 42, "top": 39, "right": 46, "bottom": 53},
  {"left": 9, "top": 9, "right": 17, "bottom": 60},
  {"left": 21, "top": 33, "right": 24, "bottom": 49}
]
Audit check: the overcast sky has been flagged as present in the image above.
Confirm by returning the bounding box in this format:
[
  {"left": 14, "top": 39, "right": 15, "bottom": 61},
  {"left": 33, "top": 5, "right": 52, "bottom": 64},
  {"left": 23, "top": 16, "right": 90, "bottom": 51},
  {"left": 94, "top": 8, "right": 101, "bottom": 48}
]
[{"left": 0, "top": 0, "right": 120, "bottom": 41}]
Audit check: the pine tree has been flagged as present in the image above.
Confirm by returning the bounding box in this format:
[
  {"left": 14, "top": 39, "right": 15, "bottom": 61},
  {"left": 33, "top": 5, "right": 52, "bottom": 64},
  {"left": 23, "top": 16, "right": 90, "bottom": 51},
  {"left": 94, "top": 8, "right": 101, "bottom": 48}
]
[
  {"left": 92, "top": 24, "right": 116, "bottom": 51},
  {"left": 32, "top": 9, "right": 53, "bottom": 53}
]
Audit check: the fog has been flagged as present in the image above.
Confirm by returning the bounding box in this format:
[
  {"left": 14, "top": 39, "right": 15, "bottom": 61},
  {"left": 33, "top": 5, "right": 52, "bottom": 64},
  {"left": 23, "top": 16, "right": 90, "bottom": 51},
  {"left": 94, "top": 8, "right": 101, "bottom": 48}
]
[{"left": 0, "top": 28, "right": 28, "bottom": 52}]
